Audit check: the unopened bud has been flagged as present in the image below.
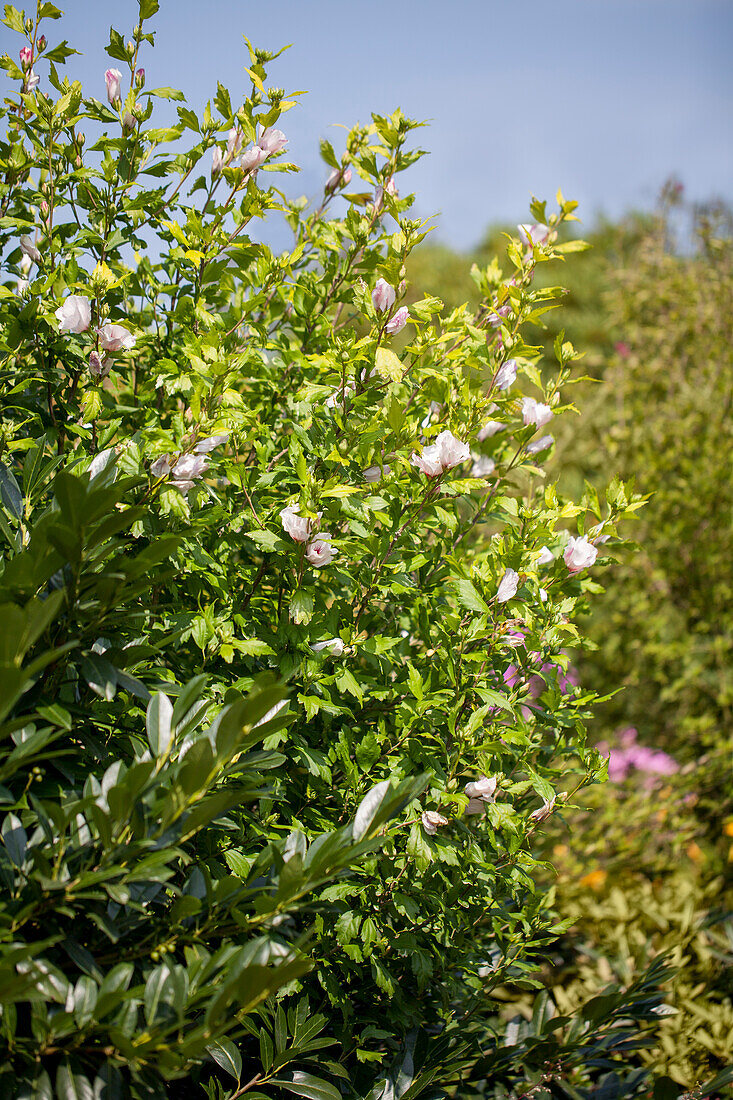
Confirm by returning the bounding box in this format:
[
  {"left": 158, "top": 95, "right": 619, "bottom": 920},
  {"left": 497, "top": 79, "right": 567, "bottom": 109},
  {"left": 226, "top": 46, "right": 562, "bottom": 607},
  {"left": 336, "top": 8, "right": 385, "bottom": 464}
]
[
  {"left": 76, "top": 132, "right": 85, "bottom": 147},
  {"left": 19, "top": 46, "right": 33, "bottom": 70},
  {"left": 126, "top": 40, "right": 135, "bottom": 55},
  {"left": 37, "top": 35, "right": 46, "bottom": 52},
  {"left": 135, "top": 67, "right": 145, "bottom": 89},
  {"left": 24, "top": 16, "right": 33, "bottom": 32},
  {"left": 122, "top": 111, "right": 135, "bottom": 133},
  {"left": 75, "top": 155, "right": 82, "bottom": 168}
]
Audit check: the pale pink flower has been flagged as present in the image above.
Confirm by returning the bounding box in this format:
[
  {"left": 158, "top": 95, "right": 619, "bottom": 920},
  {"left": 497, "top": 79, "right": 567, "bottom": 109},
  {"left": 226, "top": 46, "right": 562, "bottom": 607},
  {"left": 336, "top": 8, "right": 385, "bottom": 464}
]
[
  {"left": 312, "top": 637, "right": 345, "bottom": 655},
  {"left": 477, "top": 418, "right": 504, "bottom": 441},
  {"left": 488, "top": 304, "right": 511, "bottom": 329},
  {"left": 465, "top": 775, "right": 498, "bottom": 802},
  {"left": 211, "top": 146, "right": 224, "bottom": 177},
  {"left": 385, "top": 306, "right": 409, "bottom": 335},
  {"left": 194, "top": 434, "right": 228, "bottom": 454},
  {"left": 226, "top": 128, "right": 244, "bottom": 159},
  {"left": 98, "top": 323, "right": 135, "bottom": 352},
  {"left": 518, "top": 223, "right": 550, "bottom": 248},
  {"left": 526, "top": 434, "right": 553, "bottom": 455},
  {"left": 325, "top": 381, "right": 355, "bottom": 409},
  {"left": 257, "top": 126, "right": 287, "bottom": 155},
  {"left": 150, "top": 455, "right": 173, "bottom": 478},
  {"left": 363, "top": 464, "right": 391, "bottom": 482},
  {"left": 436, "top": 429, "right": 470, "bottom": 469},
  {"left": 471, "top": 455, "right": 495, "bottom": 478},
  {"left": 421, "top": 810, "right": 448, "bottom": 835},
  {"left": 55, "top": 295, "right": 91, "bottom": 334},
  {"left": 280, "top": 505, "right": 316, "bottom": 543},
  {"left": 19, "top": 46, "right": 32, "bottom": 69},
  {"left": 105, "top": 68, "right": 122, "bottom": 106},
  {"left": 536, "top": 546, "right": 554, "bottom": 566},
  {"left": 240, "top": 145, "right": 267, "bottom": 172},
  {"left": 529, "top": 795, "right": 556, "bottom": 823},
  {"left": 522, "top": 397, "right": 553, "bottom": 428},
  {"left": 494, "top": 359, "right": 517, "bottom": 391},
  {"left": 305, "top": 534, "right": 337, "bottom": 567},
  {"left": 496, "top": 568, "right": 519, "bottom": 604},
  {"left": 170, "top": 453, "right": 208, "bottom": 494},
  {"left": 564, "top": 535, "right": 598, "bottom": 573},
  {"left": 411, "top": 443, "right": 444, "bottom": 477},
  {"left": 372, "top": 278, "right": 396, "bottom": 313},
  {"left": 20, "top": 235, "right": 41, "bottom": 264},
  {"left": 23, "top": 69, "right": 40, "bottom": 92}
]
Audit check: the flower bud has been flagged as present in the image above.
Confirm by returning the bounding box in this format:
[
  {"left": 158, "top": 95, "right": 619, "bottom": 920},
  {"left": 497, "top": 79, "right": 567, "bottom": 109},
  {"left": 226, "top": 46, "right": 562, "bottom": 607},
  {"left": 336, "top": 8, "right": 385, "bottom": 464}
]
[
  {"left": 385, "top": 305, "right": 408, "bottom": 335},
  {"left": 19, "top": 46, "right": 32, "bottom": 70},
  {"left": 24, "top": 16, "right": 33, "bottom": 32},
  {"left": 105, "top": 68, "right": 122, "bottom": 106},
  {"left": 126, "top": 40, "right": 135, "bottom": 55},
  {"left": 211, "top": 146, "right": 223, "bottom": 177},
  {"left": 371, "top": 278, "right": 396, "bottom": 313},
  {"left": 40, "top": 199, "right": 49, "bottom": 219},
  {"left": 135, "top": 67, "right": 145, "bottom": 89},
  {"left": 37, "top": 35, "right": 46, "bottom": 52},
  {"left": 122, "top": 111, "right": 136, "bottom": 133}
]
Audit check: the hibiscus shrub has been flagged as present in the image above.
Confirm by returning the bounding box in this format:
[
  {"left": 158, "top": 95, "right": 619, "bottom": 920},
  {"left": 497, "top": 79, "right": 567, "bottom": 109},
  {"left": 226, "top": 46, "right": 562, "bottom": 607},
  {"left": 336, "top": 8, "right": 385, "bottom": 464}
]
[{"left": 0, "top": 4, "right": 676, "bottom": 1098}]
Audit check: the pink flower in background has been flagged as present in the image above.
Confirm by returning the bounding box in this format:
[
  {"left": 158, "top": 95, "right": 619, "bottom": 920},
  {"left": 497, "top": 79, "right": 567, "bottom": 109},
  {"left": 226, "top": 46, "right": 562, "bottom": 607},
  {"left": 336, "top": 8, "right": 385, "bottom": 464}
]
[
  {"left": 372, "top": 278, "right": 396, "bottom": 313},
  {"left": 385, "top": 306, "right": 409, "bottom": 334},
  {"left": 526, "top": 434, "right": 554, "bottom": 455},
  {"left": 518, "top": 223, "right": 550, "bottom": 248},
  {"left": 477, "top": 405, "right": 504, "bottom": 440},
  {"left": 363, "top": 464, "right": 391, "bottom": 483},
  {"left": 98, "top": 323, "right": 135, "bottom": 352},
  {"left": 615, "top": 341, "right": 631, "bottom": 359},
  {"left": 600, "top": 728, "right": 679, "bottom": 784},
  {"left": 471, "top": 454, "right": 495, "bottom": 478},
  {"left": 522, "top": 397, "right": 553, "bottom": 428},
  {"left": 536, "top": 546, "right": 554, "bottom": 566},
  {"left": 305, "top": 534, "right": 337, "bottom": 567},
  {"left": 227, "top": 128, "right": 244, "bottom": 158},
  {"left": 105, "top": 68, "right": 122, "bottom": 105},
  {"left": 564, "top": 534, "right": 598, "bottom": 573}
]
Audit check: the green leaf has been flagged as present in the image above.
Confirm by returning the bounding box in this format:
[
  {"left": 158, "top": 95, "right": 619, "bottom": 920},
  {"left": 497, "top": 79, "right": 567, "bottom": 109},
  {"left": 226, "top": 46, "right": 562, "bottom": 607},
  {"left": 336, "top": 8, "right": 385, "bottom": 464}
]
[
  {"left": 269, "top": 1072, "right": 341, "bottom": 1100},
  {"left": 0, "top": 461, "right": 22, "bottom": 518},
  {"left": 146, "top": 691, "right": 173, "bottom": 757},
  {"left": 138, "top": 0, "right": 159, "bottom": 20},
  {"left": 352, "top": 780, "right": 390, "bottom": 841},
  {"left": 207, "top": 1038, "right": 241, "bottom": 1081},
  {"left": 56, "top": 1064, "right": 93, "bottom": 1100},
  {"left": 289, "top": 590, "right": 314, "bottom": 625},
  {"left": 453, "top": 577, "right": 490, "bottom": 614}
]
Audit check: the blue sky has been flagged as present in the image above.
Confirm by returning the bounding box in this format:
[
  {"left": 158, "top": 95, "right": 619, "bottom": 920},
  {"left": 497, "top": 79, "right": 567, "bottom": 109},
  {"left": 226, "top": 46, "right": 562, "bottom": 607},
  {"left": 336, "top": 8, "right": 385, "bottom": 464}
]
[{"left": 27, "top": 0, "right": 733, "bottom": 248}]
